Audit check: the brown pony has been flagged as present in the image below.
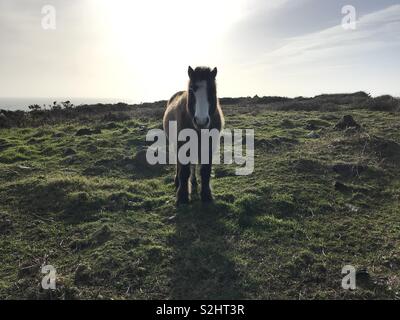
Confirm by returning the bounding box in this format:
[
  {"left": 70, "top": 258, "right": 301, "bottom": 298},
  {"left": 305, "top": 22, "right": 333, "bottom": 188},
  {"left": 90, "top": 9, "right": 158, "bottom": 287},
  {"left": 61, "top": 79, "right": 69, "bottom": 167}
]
[{"left": 163, "top": 66, "right": 224, "bottom": 204}]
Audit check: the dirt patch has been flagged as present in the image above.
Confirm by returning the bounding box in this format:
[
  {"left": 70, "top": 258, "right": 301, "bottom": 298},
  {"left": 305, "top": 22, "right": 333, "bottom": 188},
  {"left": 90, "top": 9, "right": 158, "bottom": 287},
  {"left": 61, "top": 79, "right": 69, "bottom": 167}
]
[{"left": 332, "top": 163, "right": 366, "bottom": 178}]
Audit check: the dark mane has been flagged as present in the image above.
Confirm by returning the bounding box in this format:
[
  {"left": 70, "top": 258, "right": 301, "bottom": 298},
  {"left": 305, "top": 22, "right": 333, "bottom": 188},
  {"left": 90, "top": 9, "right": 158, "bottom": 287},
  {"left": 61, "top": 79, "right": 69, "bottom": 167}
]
[{"left": 190, "top": 67, "right": 214, "bottom": 80}]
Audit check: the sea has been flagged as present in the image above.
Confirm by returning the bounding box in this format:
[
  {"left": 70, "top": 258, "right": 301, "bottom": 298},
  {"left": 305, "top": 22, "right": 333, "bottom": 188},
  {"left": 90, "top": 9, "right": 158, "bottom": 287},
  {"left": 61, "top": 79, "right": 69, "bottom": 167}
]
[{"left": 0, "top": 97, "right": 137, "bottom": 111}]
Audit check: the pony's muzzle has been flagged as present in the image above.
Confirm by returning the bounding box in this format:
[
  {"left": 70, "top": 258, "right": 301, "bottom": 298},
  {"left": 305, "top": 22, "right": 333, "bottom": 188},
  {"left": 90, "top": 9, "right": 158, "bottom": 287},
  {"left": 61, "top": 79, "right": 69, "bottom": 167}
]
[{"left": 194, "top": 116, "right": 210, "bottom": 129}]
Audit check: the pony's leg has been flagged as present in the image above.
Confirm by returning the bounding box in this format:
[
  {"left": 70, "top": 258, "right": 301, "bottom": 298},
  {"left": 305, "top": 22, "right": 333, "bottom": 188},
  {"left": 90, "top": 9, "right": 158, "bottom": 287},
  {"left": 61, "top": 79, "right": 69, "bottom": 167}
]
[
  {"left": 176, "top": 162, "right": 190, "bottom": 204},
  {"left": 200, "top": 163, "right": 212, "bottom": 202},
  {"left": 172, "top": 142, "right": 179, "bottom": 190},
  {"left": 190, "top": 164, "right": 198, "bottom": 193},
  {"left": 200, "top": 133, "right": 217, "bottom": 202},
  {"left": 174, "top": 165, "right": 179, "bottom": 190},
  {"left": 200, "top": 144, "right": 213, "bottom": 202}
]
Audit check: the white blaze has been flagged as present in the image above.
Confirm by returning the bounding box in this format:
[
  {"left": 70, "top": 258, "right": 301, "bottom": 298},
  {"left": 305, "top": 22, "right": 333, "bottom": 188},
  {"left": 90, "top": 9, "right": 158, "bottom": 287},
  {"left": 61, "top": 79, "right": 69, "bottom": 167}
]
[{"left": 194, "top": 81, "right": 210, "bottom": 127}]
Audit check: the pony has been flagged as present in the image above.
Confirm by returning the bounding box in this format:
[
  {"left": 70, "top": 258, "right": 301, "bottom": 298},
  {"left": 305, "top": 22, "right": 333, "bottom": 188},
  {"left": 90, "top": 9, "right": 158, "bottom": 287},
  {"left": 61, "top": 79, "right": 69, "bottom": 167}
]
[{"left": 163, "top": 66, "right": 224, "bottom": 204}]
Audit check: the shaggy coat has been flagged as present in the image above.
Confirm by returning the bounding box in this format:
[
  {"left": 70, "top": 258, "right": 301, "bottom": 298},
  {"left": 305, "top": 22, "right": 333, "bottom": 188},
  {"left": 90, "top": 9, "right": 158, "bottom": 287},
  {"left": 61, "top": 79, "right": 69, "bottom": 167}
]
[{"left": 163, "top": 66, "right": 224, "bottom": 204}]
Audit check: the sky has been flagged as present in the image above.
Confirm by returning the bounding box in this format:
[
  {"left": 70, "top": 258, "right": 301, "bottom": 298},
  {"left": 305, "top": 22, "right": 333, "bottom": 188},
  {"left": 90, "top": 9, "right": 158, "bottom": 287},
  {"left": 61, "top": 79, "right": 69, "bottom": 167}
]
[{"left": 0, "top": 0, "right": 399, "bottom": 104}]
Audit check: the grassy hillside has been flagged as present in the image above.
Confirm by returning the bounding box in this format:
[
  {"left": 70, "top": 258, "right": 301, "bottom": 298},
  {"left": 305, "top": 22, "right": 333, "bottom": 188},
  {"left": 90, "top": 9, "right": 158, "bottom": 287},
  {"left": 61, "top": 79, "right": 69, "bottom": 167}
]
[{"left": 0, "top": 95, "right": 399, "bottom": 299}]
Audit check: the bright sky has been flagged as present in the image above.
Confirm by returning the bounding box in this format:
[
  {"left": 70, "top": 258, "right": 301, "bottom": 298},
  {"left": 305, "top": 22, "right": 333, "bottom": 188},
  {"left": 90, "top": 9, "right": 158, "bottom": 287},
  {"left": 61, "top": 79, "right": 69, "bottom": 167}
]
[{"left": 0, "top": 0, "right": 399, "bottom": 102}]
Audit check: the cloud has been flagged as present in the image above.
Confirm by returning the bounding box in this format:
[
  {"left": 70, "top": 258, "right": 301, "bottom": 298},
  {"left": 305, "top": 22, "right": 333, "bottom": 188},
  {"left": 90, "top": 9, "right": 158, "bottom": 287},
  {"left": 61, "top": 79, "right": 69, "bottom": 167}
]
[
  {"left": 222, "top": 4, "right": 400, "bottom": 98},
  {"left": 253, "top": 4, "right": 400, "bottom": 70}
]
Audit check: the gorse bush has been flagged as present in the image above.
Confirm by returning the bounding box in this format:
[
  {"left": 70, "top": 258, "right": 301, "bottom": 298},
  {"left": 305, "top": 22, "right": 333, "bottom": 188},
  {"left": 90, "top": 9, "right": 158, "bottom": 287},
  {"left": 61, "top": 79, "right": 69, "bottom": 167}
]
[{"left": 360, "top": 95, "right": 400, "bottom": 111}]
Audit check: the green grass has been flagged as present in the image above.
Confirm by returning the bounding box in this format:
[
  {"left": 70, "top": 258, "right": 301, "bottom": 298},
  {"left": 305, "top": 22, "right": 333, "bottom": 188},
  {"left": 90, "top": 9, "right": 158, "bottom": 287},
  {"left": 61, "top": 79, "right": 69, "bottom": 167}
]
[{"left": 0, "top": 107, "right": 399, "bottom": 299}]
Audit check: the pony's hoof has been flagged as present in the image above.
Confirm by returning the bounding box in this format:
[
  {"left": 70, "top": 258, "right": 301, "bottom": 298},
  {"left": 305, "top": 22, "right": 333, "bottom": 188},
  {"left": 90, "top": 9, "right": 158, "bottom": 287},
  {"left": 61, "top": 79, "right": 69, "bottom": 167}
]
[
  {"left": 176, "top": 191, "right": 189, "bottom": 205},
  {"left": 176, "top": 198, "right": 189, "bottom": 206},
  {"left": 201, "top": 190, "right": 213, "bottom": 203}
]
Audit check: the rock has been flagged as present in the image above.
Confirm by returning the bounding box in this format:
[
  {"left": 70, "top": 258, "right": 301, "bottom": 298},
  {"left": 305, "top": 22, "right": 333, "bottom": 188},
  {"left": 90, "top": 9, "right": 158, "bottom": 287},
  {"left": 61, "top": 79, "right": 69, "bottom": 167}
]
[
  {"left": 306, "top": 131, "right": 320, "bottom": 139},
  {"left": 334, "top": 115, "right": 361, "bottom": 130}
]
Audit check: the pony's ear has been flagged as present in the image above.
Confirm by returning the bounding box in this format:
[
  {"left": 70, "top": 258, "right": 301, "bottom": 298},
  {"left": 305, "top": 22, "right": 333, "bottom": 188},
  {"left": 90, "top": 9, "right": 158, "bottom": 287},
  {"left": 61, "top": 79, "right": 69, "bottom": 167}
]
[
  {"left": 211, "top": 67, "right": 218, "bottom": 78},
  {"left": 188, "top": 66, "right": 194, "bottom": 79}
]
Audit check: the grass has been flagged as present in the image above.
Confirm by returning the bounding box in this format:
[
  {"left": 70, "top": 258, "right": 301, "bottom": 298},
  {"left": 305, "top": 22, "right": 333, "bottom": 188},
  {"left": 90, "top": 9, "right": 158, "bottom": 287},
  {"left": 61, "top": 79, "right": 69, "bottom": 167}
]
[{"left": 0, "top": 104, "right": 399, "bottom": 299}]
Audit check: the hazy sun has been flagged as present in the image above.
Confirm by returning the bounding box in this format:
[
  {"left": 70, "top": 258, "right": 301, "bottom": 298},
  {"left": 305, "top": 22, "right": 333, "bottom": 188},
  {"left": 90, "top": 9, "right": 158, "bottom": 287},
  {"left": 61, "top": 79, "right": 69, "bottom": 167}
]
[{"left": 97, "top": 0, "right": 245, "bottom": 100}]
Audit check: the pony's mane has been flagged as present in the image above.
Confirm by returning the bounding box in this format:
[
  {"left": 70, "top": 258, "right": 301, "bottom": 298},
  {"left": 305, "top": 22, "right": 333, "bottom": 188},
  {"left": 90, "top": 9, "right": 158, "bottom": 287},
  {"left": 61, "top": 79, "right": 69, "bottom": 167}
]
[{"left": 190, "top": 67, "right": 215, "bottom": 81}]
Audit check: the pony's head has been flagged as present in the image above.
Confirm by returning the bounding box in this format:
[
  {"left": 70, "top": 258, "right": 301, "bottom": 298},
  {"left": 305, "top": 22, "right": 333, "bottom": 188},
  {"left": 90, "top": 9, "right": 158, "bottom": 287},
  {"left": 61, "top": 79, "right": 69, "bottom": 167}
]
[{"left": 187, "top": 66, "right": 218, "bottom": 130}]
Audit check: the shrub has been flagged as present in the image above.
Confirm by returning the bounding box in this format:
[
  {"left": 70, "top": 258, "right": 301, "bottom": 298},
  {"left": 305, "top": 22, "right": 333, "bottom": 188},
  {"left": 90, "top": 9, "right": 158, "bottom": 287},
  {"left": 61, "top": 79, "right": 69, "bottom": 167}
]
[{"left": 359, "top": 95, "right": 399, "bottom": 111}]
